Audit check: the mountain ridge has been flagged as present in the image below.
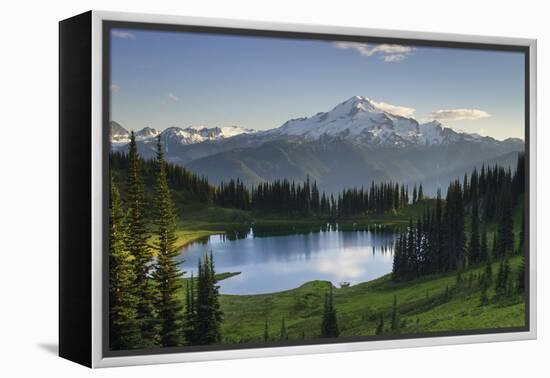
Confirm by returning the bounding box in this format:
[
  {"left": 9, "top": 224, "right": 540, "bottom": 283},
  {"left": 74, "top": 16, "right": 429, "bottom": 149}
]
[
  {"left": 109, "top": 95, "right": 524, "bottom": 195},
  {"left": 111, "top": 95, "right": 523, "bottom": 150}
]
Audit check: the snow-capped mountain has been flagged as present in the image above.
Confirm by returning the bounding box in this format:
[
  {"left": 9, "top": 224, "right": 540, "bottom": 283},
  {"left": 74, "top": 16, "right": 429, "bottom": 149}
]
[
  {"left": 110, "top": 122, "right": 257, "bottom": 148},
  {"left": 135, "top": 126, "right": 159, "bottom": 140},
  {"left": 110, "top": 121, "right": 130, "bottom": 143},
  {"left": 264, "top": 96, "right": 492, "bottom": 146},
  {"left": 162, "top": 125, "right": 257, "bottom": 145},
  {"left": 182, "top": 96, "right": 523, "bottom": 194},
  {"left": 109, "top": 96, "right": 523, "bottom": 195},
  {"left": 111, "top": 96, "right": 521, "bottom": 150}
]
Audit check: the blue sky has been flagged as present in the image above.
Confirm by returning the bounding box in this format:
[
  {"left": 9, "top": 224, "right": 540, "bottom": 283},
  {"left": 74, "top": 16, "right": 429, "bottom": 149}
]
[{"left": 110, "top": 29, "right": 525, "bottom": 140}]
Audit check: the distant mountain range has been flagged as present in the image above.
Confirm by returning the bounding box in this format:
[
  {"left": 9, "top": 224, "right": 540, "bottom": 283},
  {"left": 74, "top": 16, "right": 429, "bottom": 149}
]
[
  {"left": 111, "top": 96, "right": 524, "bottom": 195},
  {"left": 111, "top": 121, "right": 256, "bottom": 149}
]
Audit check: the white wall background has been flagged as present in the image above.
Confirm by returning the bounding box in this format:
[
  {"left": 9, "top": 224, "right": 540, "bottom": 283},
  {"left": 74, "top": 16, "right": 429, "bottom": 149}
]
[{"left": 0, "top": 0, "right": 546, "bottom": 376}]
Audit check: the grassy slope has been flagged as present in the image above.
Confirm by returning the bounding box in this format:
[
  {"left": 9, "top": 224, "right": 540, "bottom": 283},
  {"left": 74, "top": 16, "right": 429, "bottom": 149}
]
[{"left": 218, "top": 256, "right": 525, "bottom": 343}]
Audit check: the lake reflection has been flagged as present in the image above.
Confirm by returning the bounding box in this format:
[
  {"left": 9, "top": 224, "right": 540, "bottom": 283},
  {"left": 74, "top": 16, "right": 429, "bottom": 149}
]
[{"left": 176, "top": 227, "right": 397, "bottom": 295}]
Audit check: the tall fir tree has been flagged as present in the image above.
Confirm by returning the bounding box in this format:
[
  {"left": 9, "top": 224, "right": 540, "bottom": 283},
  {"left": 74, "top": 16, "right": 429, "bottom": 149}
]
[
  {"left": 517, "top": 257, "right": 526, "bottom": 293},
  {"left": 279, "top": 318, "right": 288, "bottom": 341},
  {"left": 443, "top": 181, "right": 466, "bottom": 270},
  {"left": 469, "top": 182, "right": 481, "bottom": 265},
  {"left": 434, "top": 189, "right": 443, "bottom": 271},
  {"left": 320, "top": 285, "right": 339, "bottom": 338},
  {"left": 183, "top": 274, "right": 196, "bottom": 345},
  {"left": 152, "top": 135, "right": 183, "bottom": 347},
  {"left": 126, "top": 131, "right": 158, "bottom": 347},
  {"left": 390, "top": 295, "right": 399, "bottom": 332},
  {"left": 495, "top": 259, "right": 511, "bottom": 297},
  {"left": 496, "top": 187, "right": 515, "bottom": 257},
  {"left": 392, "top": 234, "right": 403, "bottom": 281},
  {"left": 480, "top": 228, "right": 489, "bottom": 262},
  {"left": 263, "top": 320, "right": 270, "bottom": 342},
  {"left": 208, "top": 253, "right": 223, "bottom": 340},
  {"left": 375, "top": 314, "right": 384, "bottom": 335},
  {"left": 492, "top": 232, "right": 498, "bottom": 259},
  {"left": 519, "top": 210, "right": 526, "bottom": 254},
  {"left": 480, "top": 285, "right": 489, "bottom": 305},
  {"left": 109, "top": 174, "right": 140, "bottom": 350},
  {"left": 481, "top": 258, "right": 493, "bottom": 291},
  {"left": 195, "top": 253, "right": 223, "bottom": 345}
]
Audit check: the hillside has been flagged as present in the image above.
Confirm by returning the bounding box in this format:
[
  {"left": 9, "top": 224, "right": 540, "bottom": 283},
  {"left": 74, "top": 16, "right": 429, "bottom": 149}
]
[
  {"left": 186, "top": 137, "right": 522, "bottom": 195},
  {"left": 202, "top": 255, "right": 525, "bottom": 343}
]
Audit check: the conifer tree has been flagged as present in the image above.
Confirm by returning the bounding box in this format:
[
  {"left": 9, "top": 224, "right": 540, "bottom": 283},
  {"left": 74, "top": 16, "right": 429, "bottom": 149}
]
[
  {"left": 109, "top": 174, "right": 140, "bottom": 350},
  {"left": 390, "top": 295, "right": 399, "bottom": 332},
  {"left": 442, "top": 181, "right": 466, "bottom": 270},
  {"left": 263, "top": 320, "right": 270, "bottom": 342},
  {"left": 375, "top": 314, "right": 384, "bottom": 335},
  {"left": 151, "top": 136, "right": 183, "bottom": 347},
  {"left": 519, "top": 210, "right": 526, "bottom": 254},
  {"left": 482, "top": 258, "right": 493, "bottom": 288},
  {"left": 418, "top": 184, "right": 424, "bottom": 202},
  {"left": 463, "top": 173, "right": 469, "bottom": 202},
  {"left": 392, "top": 235, "right": 403, "bottom": 281},
  {"left": 321, "top": 285, "right": 339, "bottom": 338},
  {"left": 496, "top": 188, "right": 514, "bottom": 257},
  {"left": 407, "top": 218, "right": 416, "bottom": 276},
  {"left": 183, "top": 275, "right": 196, "bottom": 345},
  {"left": 208, "top": 253, "right": 223, "bottom": 338},
  {"left": 495, "top": 259, "right": 511, "bottom": 298},
  {"left": 480, "top": 286, "right": 489, "bottom": 306},
  {"left": 517, "top": 257, "right": 526, "bottom": 293},
  {"left": 480, "top": 228, "right": 489, "bottom": 262},
  {"left": 492, "top": 232, "right": 498, "bottom": 259},
  {"left": 469, "top": 184, "right": 481, "bottom": 265},
  {"left": 434, "top": 189, "right": 443, "bottom": 271},
  {"left": 126, "top": 131, "right": 157, "bottom": 346},
  {"left": 195, "top": 254, "right": 223, "bottom": 345},
  {"left": 280, "top": 318, "right": 288, "bottom": 341}
]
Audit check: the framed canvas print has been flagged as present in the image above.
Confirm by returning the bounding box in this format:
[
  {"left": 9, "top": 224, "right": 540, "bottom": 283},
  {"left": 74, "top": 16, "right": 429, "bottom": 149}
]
[{"left": 59, "top": 10, "right": 537, "bottom": 368}]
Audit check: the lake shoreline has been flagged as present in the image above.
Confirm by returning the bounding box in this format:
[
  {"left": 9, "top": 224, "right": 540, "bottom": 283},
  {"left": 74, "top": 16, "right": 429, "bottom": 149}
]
[{"left": 173, "top": 229, "right": 224, "bottom": 251}]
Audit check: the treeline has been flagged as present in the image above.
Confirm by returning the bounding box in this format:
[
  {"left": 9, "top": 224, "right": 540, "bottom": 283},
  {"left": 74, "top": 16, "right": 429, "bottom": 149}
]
[
  {"left": 109, "top": 132, "right": 222, "bottom": 350},
  {"left": 215, "top": 178, "right": 418, "bottom": 217},
  {"left": 112, "top": 149, "right": 431, "bottom": 219},
  {"left": 392, "top": 153, "right": 525, "bottom": 282},
  {"left": 111, "top": 150, "right": 215, "bottom": 204},
  {"left": 461, "top": 153, "right": 525, "bottom": 222}
]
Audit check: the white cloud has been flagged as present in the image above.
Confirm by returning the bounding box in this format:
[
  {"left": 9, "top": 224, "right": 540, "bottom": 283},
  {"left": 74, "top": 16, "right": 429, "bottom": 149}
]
[
  {"left": 112, "top": 30, "right": 136, "bottom": 40},
  {"left": 167, "top": 93, "right": 179, "bottom": 101},
  {"left": 333, "top": 42, "right": 414, "bottom": 62},
  {"left": 110, "top": 84, "right": 120, "bottom": 93},
  {"left": 383, "top": 54, "right": 407, "bottom": 62},
  {"left": 368, "top": 44, "right": 413, "bottom": 56},
  {"left": 333, "top": 42, "right": 372, "bottom": 55},
  {"left": 427, "top": 108, "right": 491, "bottom": 121},
  {"left": 370, "top": 100, "right": 416, "bottom": 117}
]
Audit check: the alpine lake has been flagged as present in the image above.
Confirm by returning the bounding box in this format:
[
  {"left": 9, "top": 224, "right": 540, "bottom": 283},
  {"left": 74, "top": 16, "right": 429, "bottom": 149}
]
[{"left": 176, "top": 225, "right": 398, "bottom": 294}]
